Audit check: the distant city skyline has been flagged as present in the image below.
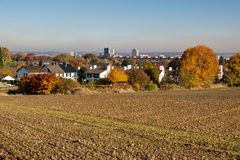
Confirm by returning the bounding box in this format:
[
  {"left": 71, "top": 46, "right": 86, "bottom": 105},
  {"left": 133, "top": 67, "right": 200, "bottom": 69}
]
[{"left": 0, "top": 0, "right": 240, "bottom": 53}]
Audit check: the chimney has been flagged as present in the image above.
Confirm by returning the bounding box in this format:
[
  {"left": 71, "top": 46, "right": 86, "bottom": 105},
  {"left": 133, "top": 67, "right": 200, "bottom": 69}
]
[{"left": 107, "top": 65, "right": 111, "bottom": 73}]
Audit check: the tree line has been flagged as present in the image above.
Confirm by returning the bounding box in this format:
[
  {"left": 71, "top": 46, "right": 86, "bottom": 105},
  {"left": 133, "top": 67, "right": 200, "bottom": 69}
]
[{"left": 1, "top": 45, "right": 240, "bottom": 95}]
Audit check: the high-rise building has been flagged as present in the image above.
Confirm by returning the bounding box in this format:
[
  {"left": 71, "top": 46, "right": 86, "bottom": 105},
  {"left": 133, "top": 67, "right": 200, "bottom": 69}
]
[
  {"left": 132, "top": 49, "right": 139, "bottom": 57},
  {"left": 104, "top": 48, "right": 115, "bottom": 57}
]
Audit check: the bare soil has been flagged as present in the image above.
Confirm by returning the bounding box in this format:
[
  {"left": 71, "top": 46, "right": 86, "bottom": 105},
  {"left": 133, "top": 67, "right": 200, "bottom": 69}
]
[{"left": 0, "top": 88, "right": 239, "bottom": 159}]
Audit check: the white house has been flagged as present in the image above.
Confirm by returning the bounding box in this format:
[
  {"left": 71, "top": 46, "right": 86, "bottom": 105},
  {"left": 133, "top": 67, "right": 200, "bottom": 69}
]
[
  {"left": 218, "top": 65, "right": 224, "bottom": 80},
  {"left": 158, "top": 65, "right": 165, "bottom": 83},
  {"left": 44, "top": 63, "right": 78, "bottom": 81},
  {"left": 0, "top": 73, "right": 15, "bottom": 86},
  {"left": 123, "top": 65, "right": 132, "bottom": 71},
  {"left": 85, "top": 65, "right": 112, "bottom": 83}
]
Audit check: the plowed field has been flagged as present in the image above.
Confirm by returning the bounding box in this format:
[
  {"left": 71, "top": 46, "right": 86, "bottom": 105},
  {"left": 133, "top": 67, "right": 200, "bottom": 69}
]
[{"left": 0, "top": 88, "right": 240, "bottom": 159}]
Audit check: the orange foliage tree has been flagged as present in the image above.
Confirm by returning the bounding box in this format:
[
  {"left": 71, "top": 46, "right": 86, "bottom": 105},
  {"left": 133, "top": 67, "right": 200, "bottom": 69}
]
[
  {"left": 179, "top": 45, "right": 218, "bottom": 88},
  {"left": 226, "top": 53, "right": 240, "bottom": 87},
  {"left": 18, "top": 74, "right": 59, "bottom": 95},
  {"left": 107, "top": 68, "right": 128, "bottom": 84}
]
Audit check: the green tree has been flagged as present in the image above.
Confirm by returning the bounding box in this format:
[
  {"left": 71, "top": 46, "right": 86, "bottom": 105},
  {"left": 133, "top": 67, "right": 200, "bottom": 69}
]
[
  {"left": 144, "top": 63, "right": 159, "bottom": 85},
  {"left": 168, "top": 57, "right": 181, "bottom": 70},
  {"left": 121, "top": 59, "right": 131, "bottom": 67},
  {"left": 226, "top": 53, "right": 240, "bottom": 87},
  {"left": 0, "top": 47, "right": 12, "bottom": 67},
  {"left": 179, "top": 45, "right": 218, "bottom": 88},
  {"left": 219, "top": 56, "right": 226, "bottom": 65}
]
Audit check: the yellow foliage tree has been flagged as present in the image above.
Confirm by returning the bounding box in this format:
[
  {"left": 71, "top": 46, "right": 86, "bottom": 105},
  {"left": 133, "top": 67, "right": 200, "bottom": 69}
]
[
  {"left": 107, "top": 68, "right": 128, "bottom": 84},
  {"left": 180, "top": 45, "right": 218, "bottom": 88}
]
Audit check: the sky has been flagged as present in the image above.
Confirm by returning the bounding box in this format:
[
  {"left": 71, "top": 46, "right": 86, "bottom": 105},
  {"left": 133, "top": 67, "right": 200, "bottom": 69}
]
[{"left": 0, "top": 0, "right": 240, "bottom": 53}]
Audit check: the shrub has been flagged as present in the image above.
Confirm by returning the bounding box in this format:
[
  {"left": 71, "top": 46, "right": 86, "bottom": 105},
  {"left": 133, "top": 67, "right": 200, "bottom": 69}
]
[
  {"left": 18, "top": 74, "right": 59, "bottom": 95},
  {"left": 126, "top": 69, "right": 150, "bottom": 90},
  {"left": 145, "top": 82, "right": 158, "bottom": 91},
  {"left": 88, "top": 78, "right": 95, "bottom": 90},
  {"left": 52, "top": 79, "right": 80, "bottom": 94},
  {"left": 226, "top": 53, "right": 240, "bottom": 87},
  {"left": 159, "top": 83, "right": 182, "bottom": 90},
  {"left": 97, "top": 78, "right": 111, "bottom": 85},
  {"left": 179, "top": 45, "right": 218, "bottom": 88},
  {"left": 107, "top": 68, "right": 128, "bottom": 84}
]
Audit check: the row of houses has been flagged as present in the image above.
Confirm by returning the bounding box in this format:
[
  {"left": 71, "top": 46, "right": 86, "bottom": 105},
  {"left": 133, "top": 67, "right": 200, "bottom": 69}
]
[
  {"left": 0, "top": 62, "right": 225, "bottom": 86},
  {"left": 14, "top": 63, "right": 166, "bottom": 83}
]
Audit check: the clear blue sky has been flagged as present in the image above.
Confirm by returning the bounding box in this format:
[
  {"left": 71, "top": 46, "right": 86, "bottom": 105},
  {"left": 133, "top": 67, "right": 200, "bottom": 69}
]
[{"left": 0, "top": 0, "right": 240, "bottom": 53}]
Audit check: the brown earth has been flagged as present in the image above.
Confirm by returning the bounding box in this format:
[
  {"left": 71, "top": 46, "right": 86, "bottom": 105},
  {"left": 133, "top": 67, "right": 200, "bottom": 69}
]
[{"left": 0, "top": 88, "right": 240, "bottom": 159}]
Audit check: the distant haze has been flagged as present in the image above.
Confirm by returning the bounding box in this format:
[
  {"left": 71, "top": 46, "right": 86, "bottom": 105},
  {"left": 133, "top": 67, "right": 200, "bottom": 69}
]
[{"left": 0, "top": 0, "right": 240, "bottom": 53}]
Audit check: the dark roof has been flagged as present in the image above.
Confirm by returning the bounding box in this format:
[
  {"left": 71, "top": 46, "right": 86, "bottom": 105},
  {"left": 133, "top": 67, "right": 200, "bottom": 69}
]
[
  {"left": 17, "top": 66, "right": 47, "bottom": 73},
  {"left": 59, "top": 64, "right": 77, "bottom": 73},
  {"left": 85, "top": 69, "right": 106, "bottom": 74},
  {"left": 44, "top": 64, "right": 64, "bottom": 73}
]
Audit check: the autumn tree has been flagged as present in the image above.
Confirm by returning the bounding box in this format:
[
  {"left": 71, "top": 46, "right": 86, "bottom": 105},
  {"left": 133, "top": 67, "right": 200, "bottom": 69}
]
[
  {"left": 179, "top": 45, "right": 218, "bottom": 88},
  {"left": 126, "top": 69, "right": 150, "bottom": 90},
  {"left": 13, "top": 52, "right": 27, "bottom": 61},
  {"left": 0, "top": 47, "right": 12, "bottom": 67},
  {"left": 18, "top": 74, "right": 59, "bottom": 95},
  {"left": 24, "top": 53, "right": 36, "bottom": 62},
  {"left": 226, "top": 53, "right": 240, "bottom": 87},
  {"left": 53, "top": 53, "right": 73, "bottom": 63},
  {"left": 107, "top": 68, "right": 128, "bottom": 84}
]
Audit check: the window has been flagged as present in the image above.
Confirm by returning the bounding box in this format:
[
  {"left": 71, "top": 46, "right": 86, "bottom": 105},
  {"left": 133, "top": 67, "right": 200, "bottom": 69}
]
[
  {"left": 87, "top": 74, "right": 92, "bottom": 78},
  {"left": 94, "top": 74, "right": 99, "bottom": 78}
]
